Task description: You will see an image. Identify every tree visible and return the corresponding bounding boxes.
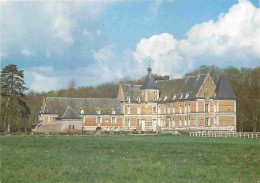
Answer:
[1,64,30,132]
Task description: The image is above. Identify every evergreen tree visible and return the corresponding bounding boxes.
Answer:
[1,64,30,132]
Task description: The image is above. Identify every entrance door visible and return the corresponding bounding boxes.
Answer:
[141,120,145,131]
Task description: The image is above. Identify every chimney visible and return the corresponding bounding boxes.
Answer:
[129,81,134,87]
[164,75,169,81]
[41,96,46,111]
[184,73,192,81]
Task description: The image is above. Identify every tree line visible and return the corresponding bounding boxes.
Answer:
[1,64,259,132]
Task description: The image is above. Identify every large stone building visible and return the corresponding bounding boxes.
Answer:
[35,66,236,132]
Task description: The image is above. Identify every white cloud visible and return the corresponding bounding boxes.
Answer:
[21,49,34,57]
[96,29,102,36]
[135,0,260,77]
[149,0,163,18]
[93,45,115,63]
[30,72,62,92]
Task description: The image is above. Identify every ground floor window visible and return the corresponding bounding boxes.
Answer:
[179,118,182,126]
[97,117,101,124]
[137,119,140,126]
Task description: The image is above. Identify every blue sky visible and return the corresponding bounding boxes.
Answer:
[1,0,260,92]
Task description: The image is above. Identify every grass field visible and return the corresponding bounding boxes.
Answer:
[1,135,260,183]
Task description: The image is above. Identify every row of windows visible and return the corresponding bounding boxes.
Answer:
[125,103,214,115]
[97,117,117,124]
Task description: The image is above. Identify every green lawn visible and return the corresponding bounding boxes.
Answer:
[0,135,260,183]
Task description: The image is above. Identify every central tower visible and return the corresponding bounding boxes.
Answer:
[140,65,159,102]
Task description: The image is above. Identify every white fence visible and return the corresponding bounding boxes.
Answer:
[189,132,260,138]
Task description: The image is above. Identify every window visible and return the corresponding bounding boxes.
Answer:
[184,117,187,126]
[153,106,157,113]
[188,103,191,112]
[179,118,182,127]
[69,125,71,129]
[188,117,191,126]
[173,95,176,100]
[154,91,156,94]
[179,103,182,113]
[205,117,209,126]
[127,106,130,114]
[73,125,75,130]
[205,103,209,113]
[158,105,161,114]
[112,117,116,124]
[185,93,190,99]
[105,118,108,123]
[97,117,101,124]
[96,108,101,114]
[137,106,141,114]
[172,119,175,127]
[128,119,130,127]
[111,108,115,114]
[80,108,84,114]
[137,119,140,126]
[167,118,170,127]
[167,105,170,113]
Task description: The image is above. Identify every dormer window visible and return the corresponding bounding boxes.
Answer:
[128,96,131,103]
[173,95,176,100]
[180,93,183,99]
[111,108,115,114]
[137,97,141,103]
[80,108,84,114]
[96,108,101,114]
[185,92,190,99]
[164,96,168,101]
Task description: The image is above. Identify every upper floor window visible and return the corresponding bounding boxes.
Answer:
[137,106,141,114]
[185,92,190,99]
[167,105,170,113]
[205,117,209,126]
[127,106,130,114]
[153,106,157,113]
[97,117,101,124]
[112,117,116,124]
[205,103,209,113]
[188,103,191,112]
[158,105,161,114]
[137,119,140,126]
[173,95,177,100]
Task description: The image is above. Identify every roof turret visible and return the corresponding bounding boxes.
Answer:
[140,65,159,90]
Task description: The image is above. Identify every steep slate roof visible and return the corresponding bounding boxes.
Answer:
[122,84,142,102]
[140,67,159,90]
[57,106,82,119]
[214,74,236,99]
[43,97,123,115]
[157,74,207,101]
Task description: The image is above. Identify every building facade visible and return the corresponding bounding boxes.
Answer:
[35,66,236,132]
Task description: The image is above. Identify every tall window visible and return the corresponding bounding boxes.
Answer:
[172,118,175,127]
[188,103,191,113]
[97,117,101,124]
[167,105,170,113]
[111,108,115,114]
[179,103,182,113]
[205,103,209,113]
[137,119,140,126]
[184,117,187,126]
[112,117,116,124]
[158,105,161,114]
[128,119,130,127]
[179,118,182,127]
[153,106,157,113]
[205,117,209,126]
[137,106,141,114]
[127,106,130,114]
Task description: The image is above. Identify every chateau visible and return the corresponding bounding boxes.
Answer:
[34,66,237,132]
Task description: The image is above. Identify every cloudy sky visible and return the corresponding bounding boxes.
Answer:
[1,0,260,92]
